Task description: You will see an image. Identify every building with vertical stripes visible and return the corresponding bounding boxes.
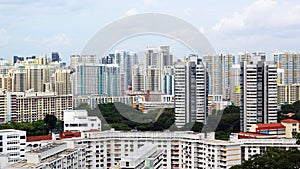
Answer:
[174,55,208,128]
[240,61,277,132]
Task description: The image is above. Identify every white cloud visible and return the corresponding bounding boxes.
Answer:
[213,0,300,32]
[213,12,245,31]
[0,28,9,47]
[42,33,71,48]
[126,8,138,16]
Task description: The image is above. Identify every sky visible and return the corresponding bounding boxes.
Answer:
[0,0,300,61]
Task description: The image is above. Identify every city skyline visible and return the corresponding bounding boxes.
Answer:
[1,0,300,61]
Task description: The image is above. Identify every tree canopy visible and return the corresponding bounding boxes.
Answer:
[44,114,58,133]
[279,100,300,120]
[231,148,300,169]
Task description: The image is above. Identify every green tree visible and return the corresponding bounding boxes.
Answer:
[231,148,300,169]
[44,114,57,133]
[214,105,240,140]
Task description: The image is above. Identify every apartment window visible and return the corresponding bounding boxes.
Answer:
[292,123,297,126]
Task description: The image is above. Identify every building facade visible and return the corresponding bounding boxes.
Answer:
[0,129,26,164]
[277,83,300,105]
[0,90,72,123]
[4,141,87,169]
[63,110,101,132]
[73,63,121,97]
[274,52,300,84]
[240,61,277,132]
[76,131,240,169]
[174,55,208,128]
[230,64,241,106]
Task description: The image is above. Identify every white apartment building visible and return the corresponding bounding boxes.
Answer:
[230,133,300,161]
[63,110,101,132]
[73,95,134,109]
[240,61,277,132]
[70,55,97,70]
[74,130,241,169]
[174,55,208,128]
[119,144,164,169]
[0,129,26,164]
[4,141,87,169]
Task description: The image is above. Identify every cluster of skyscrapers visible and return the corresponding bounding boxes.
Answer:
[0,49,300,169]
[1,48,300,131]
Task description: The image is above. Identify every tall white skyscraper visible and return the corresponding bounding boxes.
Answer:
[174,55,208,128]
[113,50,139,95]
[144,46,173,93]
[240,61,277,132]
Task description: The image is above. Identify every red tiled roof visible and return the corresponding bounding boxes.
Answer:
[59,131,81,139]
[238,132,268,137]
[281,119,299,123]
[237,132,277,139]
[27,135,52,142]
[256,123,285,130]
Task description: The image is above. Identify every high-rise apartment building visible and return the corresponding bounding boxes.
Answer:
[26,65,50,92]
[145,66,161,92]
[131,64,145,92]
[203,53,235,99]
[143,46,173,93]
[0,90,72,123]
[162,66,174,95]
[174,55,208,128]
[11,69,27,92]
[145,46,159,68]
[230,64,241,106]
[70,55,97,70]
[274,52,300,84]
[0,74,12,92]
[73,63,120,97]
[240,61,277,132]
[114,50,133,95]
[203,55,222,96]
[277,84,300,104]
[52,69,72,95]
[239,52,266,63]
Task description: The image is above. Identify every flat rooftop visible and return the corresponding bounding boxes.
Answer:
[0,129,24,133]
[123,143,156,161]
[28,142,66,154]
[6,145,85,169]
